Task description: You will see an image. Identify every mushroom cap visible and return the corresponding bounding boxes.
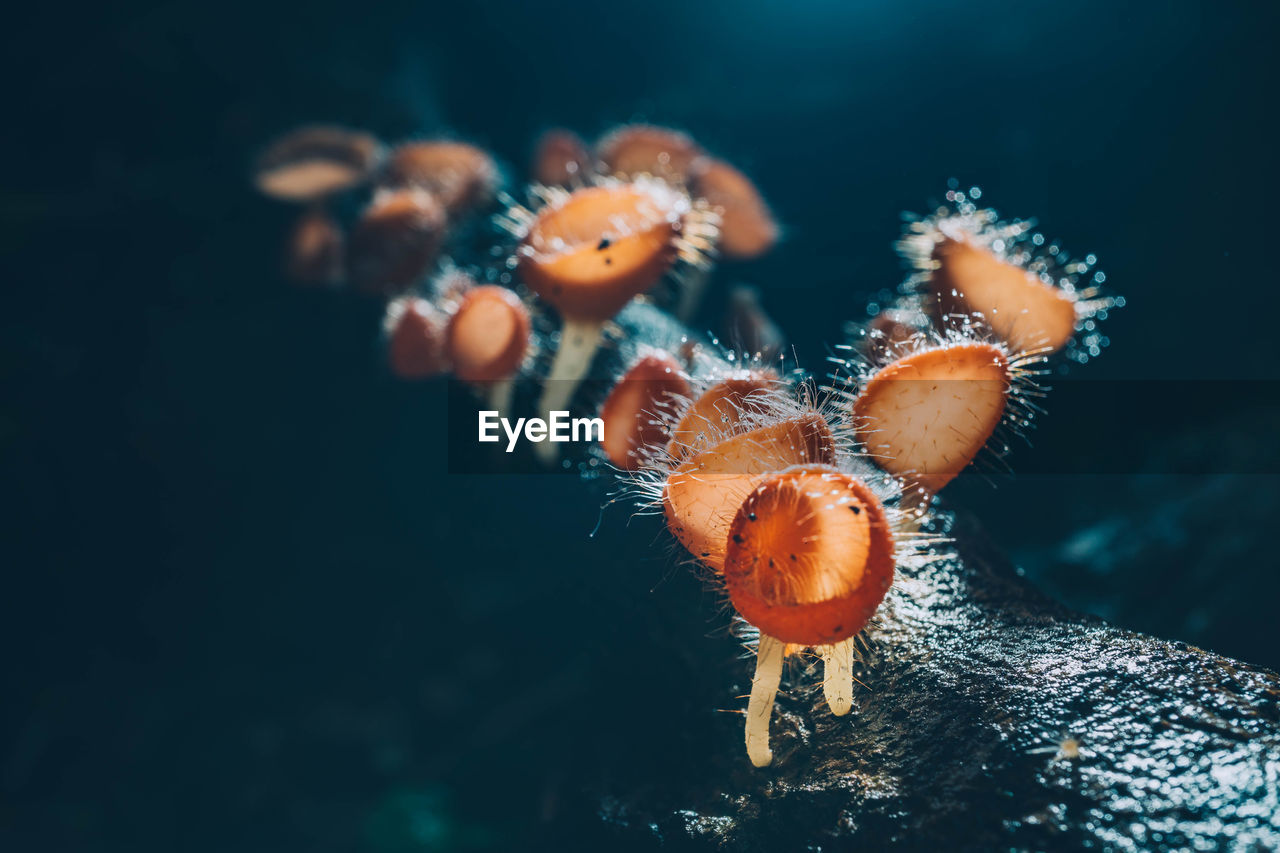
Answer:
[691,158,778,260]
[387,298,450,379]
[446,286,531,383]
[663,413,835,572]
[724,464,895,647]
[596,124,706,184]
[255,125,382,202]
[381,141,499,218]
[517,183,685,321]
[931,238,1077,354]
[853,342,1010,493]
[667,373,779,461]
[533,129,592,186]
[348,189,447,295]
[599,352,691,470]
[284,208,344,286]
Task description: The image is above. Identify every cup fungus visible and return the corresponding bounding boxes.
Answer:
[285,208,344,286]
[380,141,499,219]
[255,135,1123,771]
[386,296,451,380]
[533,129,593,187]
[662,412,835,572]
[599,352,691,470]
[348,189,447,295]
[516,180,693,438]
[446,285,531,415]
[667,372,780,461]
[596,124,706,184]
[851,341,1015,493]
[725,464,895,766]
[897,189,1116,363]
[690,158,778,260]
[446,285,531,383]
[931,238,1077,354]
[255,125,382,202]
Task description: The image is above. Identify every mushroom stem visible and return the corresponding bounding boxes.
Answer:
[823,640,855,717]
[675,265,710,323]
[486,378,515,423]
[534,319,604,463]
[746,633,785,767]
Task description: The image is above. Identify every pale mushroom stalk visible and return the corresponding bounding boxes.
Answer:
[822,639,855,716]
[746,633,785,767]
[487,378,515,423]
[534,320,604,462]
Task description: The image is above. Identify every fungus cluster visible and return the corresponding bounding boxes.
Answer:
[254,125,1119,768]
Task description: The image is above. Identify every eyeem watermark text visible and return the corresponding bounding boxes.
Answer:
[478,411,604,452]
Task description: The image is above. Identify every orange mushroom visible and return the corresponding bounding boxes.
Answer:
[533,129,592,186]
[667,372,779,461]
[691,158,778,260]
[596,124,706,184]
[852,342,1011,493]
[931,238,1077,354]
[446,286,531,383]
[386,297,450,380]
[662,412,835,572]
[518,180,689,436]
[348,189,447,295]
[284,208,344,286]
[724,464,896,766]
[255,125,382,202]
[381,141,499,219]
[599,352,691,470]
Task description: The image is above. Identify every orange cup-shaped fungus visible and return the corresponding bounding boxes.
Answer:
[380,141,499,219]
[663,413,835,573]
[519,181,687,433]
[446,286,531,383]
[284,208,344,286]
[724,465,895,647]
[596,124,707,184]
[533,129,592,186]
[386,297,451,380]
[931,238,1077,354]
[725,464,896,766]
[348,189,447,295]
[691,159,778,260]
[667,372,779,461]
[599,352,691,470]
[853,342,1011,493]
[255,125,382,202]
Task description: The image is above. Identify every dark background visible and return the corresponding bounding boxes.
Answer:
[3,0,1278,849]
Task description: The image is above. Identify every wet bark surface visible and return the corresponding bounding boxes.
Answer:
[569,512,1280,851]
